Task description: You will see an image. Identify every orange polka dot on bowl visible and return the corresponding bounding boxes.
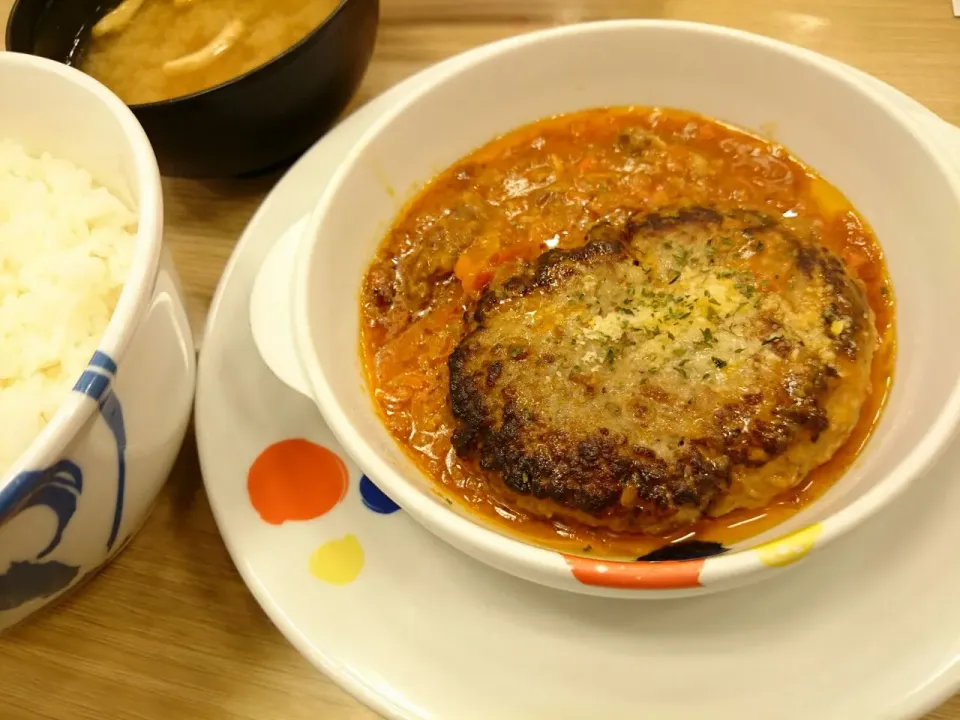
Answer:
[247,438,348,525]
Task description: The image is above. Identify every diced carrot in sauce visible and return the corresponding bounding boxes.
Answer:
[454,253,494,293]
[455,238,545,294]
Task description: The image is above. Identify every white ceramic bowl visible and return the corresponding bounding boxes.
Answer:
[292,21,960,597]
[0,53,195,628]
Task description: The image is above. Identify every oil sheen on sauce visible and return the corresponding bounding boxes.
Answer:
[360,106,895,559]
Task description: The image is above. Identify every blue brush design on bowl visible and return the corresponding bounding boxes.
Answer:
[637,540,729,562]
[0,460,82,611]
[71,350,127,552]
[359,474,401,515]
[0,351,127,611]
[25,459,83,560]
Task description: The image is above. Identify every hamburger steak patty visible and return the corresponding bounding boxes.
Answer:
[448,206,877,534]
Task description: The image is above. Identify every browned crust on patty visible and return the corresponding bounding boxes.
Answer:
[448,206,876,533]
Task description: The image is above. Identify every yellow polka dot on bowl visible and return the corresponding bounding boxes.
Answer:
[309,534,365,585]
[755,523,823,568]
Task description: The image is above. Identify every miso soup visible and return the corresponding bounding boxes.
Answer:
[81,0,342,104]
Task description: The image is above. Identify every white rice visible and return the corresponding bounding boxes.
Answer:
[0,139,137,477]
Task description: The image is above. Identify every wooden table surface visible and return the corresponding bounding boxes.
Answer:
[2,1,960,718]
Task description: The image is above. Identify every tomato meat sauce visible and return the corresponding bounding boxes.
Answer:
[360,107,895,559]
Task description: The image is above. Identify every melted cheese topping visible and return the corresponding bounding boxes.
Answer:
[469,216,874,487]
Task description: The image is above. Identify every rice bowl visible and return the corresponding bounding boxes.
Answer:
[0,52,195,629]
[0,139,137,475]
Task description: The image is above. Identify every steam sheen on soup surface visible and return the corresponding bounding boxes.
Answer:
[81,0,342,104]
[360,107,896,559]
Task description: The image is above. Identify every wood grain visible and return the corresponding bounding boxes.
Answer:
[2,1,960,718]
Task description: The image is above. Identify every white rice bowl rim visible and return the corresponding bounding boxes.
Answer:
[0,53,162,504]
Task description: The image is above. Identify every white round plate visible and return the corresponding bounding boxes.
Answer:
[196,47,960,719]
